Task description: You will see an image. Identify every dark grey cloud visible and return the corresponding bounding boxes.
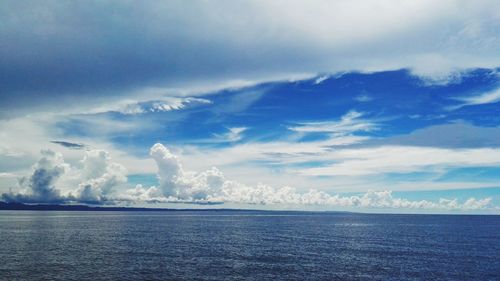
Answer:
[1,0,499,117]
[0,1,306,112]
[50,140,86,149]
[2,155,66,204]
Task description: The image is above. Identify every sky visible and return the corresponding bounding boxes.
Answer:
[1,0,499,213]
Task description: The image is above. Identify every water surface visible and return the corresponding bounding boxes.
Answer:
[0,211,498,280]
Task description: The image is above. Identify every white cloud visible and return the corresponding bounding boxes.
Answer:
[299,146,500,176]
[462,197,492,210]
[450,87,500,110]
[149,143,188,198]
[354,94,373,102]
[122,143,495,211]
[0,173,16,178]
[186,135,370,167]
[314,75,329,85]
[125,185,165,203]
[1,143,496,211]
[87,97,212,115]
[71,150,128,204]
[0,113,156,178]
[2,149,128,204]
[173,136,500,194]
[288,110,378,134]
[211,127,248,143]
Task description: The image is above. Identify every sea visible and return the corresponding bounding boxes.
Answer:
[0,210,498,280]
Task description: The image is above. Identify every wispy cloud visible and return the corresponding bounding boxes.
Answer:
[298,146,500,176]
[213,127,248,143]
[288,110,378,134]
[188,127,249,145]
[0,173,17,178]
[87,97,212,115]
[314,75,329,85]
[448,87,500,110]
[354,94,373,102]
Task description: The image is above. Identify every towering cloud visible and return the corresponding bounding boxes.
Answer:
[135,144,227,202]
[150,143,185,198]
[73,150,127,204]
[2,150,67,203]
[2,149,127,204]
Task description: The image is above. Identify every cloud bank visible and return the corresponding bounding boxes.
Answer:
[1,144,495,211]
[122,144,494,211]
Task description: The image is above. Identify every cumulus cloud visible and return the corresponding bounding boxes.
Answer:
[2,150,68,203]
[1,143,495,211]
[123,143,494,211]
[2,149,127,204]
[71,150,127,204]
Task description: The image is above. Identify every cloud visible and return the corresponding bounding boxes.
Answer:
[145,144,232,201]
[461,197,492,210]
[211,127,248,143]
[87,97,212,115]
[299,146,500,177]
[2,149,127,204]
[314,75,330,85]
[71,150,127,204]
[123,143,495,211]
[375,122,500,148]
[0,112,156,179]
[56,114,158,139]
[1,0,499,116]
[354,94,373,102]
[0,173,16,178]
[1,143,495,211]
[288,110,378,134]
[450,87,500,110]
[149,143,186,198]
[2,150,68,203]
[50,141,86,150]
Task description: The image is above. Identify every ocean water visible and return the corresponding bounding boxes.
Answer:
[0,211,498,281]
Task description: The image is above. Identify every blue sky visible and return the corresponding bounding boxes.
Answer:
[1,0,499,213]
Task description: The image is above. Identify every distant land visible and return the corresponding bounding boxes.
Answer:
[0,201,252,212]
[0,201,359,214]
